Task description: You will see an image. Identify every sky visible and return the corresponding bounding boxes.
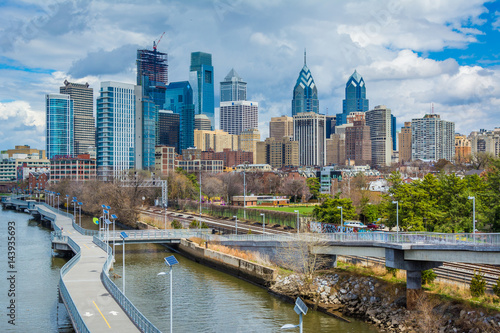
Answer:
[1,0,500,151]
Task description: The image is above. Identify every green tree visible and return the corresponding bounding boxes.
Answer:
[470,269,487,297]
[313,197,357,224]
[306,177,320,199]
[421,269,437,285]
[483,158,500,231]
[360,202,379,223]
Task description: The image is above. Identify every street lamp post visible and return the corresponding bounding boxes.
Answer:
[260,213,265,233]
[337,206,343,241]
[72,199,77,221]
[78,202,83,227]
[111,214,117,260]
[233,215,238,235]
[243,161,248,219]
[199,162,202,229]
[56,193,60,209]
[281,297,308,333]
[392,200,399,242]
[65,194,69,214]
[120,232,128,295]
[158,255,179,333]
[294,210,300,234]
[468,196,476,241]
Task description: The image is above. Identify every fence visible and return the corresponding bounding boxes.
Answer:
[93,236,162,333]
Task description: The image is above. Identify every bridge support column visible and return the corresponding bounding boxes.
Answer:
[406,270,423,310]
[324,254,337,268]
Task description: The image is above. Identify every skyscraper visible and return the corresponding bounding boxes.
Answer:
[158,110,180,152]
[60,80,94,154]
[46,94,74,159]
[345,120,371,166]
[96,82,136,180]
[195,114,211,131]
[189,52,214,129]
[292,51,319,116]
[399,122,412,163]
[294,112,325,166]
[269,116,294,141]
[220,101,258,135]
[137,48,168,86]
[164,81,195,151]
[336,70,369,126]
[411,114,455,161]
[366,105,393,167]
[220,69,247,102]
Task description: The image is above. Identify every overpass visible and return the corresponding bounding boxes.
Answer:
[1,196,208,333]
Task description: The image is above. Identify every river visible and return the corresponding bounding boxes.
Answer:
[1,206,378,332]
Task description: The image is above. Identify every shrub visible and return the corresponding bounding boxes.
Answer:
[386,266,398,277]
[189,220,209,229]
[493,276,500,298]
[171,219,182,229]
[470,269,487,297]
[422,269,437,285]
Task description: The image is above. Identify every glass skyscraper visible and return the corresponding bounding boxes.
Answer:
[46,94,74,159]
[292,52,318,117]
[164,81,195,151]
[189,52,214,130]
[336,70,369,126]
[220,68,247,102]
[96,82,136,180]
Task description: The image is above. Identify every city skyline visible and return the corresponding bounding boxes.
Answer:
[1,0,500,150]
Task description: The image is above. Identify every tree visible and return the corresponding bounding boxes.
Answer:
[306,177,320,200]
[313,197,357,224]
[470,269,486,297]
[202,176,224,200]
[264,173,282,195]
[280,177,310,203]
[218,172,242,204]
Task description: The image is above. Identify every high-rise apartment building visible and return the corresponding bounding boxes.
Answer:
[96,82,136,180]
[60,80,94,155]
[239,128,260,160]
[46,94,74,159]
[469,129,500,157]
[326,134,345,166]
[411,114,455,161]
[455,134,471,163]
[220,68,247,102]
[257,137,299,169]
[189,52,214,129]
[220,101,258,135]
[195,114,211,131]
[164,81,195,152]
[158,110,180,152]
[294,112,325,166]
[194,129,238,152]
[292,52,319,116]
[399,122,412,163]
[366,105,392,167]
[336,70,369,126]
[345,120,371,166]
[269,116,294,141]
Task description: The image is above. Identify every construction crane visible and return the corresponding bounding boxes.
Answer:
[153,32,165,51]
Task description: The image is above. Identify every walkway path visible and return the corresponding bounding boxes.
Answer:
[37,205,140,332]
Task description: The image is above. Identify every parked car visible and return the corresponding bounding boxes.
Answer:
[366,223,379,230]
[344,221,367,228]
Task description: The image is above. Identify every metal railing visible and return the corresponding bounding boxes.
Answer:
[211,231,500,247]
[52,232,90,333]
[93,236,162,333]
[105,229,211,242]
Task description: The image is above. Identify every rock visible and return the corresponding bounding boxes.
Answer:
[340,288,347,294]
[324,286,331,294]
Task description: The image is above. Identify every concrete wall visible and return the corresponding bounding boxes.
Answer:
[178,239,277,286]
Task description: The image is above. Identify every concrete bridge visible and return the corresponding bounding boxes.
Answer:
[1,196,207,333]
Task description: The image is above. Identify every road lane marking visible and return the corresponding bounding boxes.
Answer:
[93,301,111,328]
[83,243,90,249]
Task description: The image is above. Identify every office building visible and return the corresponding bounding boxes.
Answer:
[0,152,50,183]
[336,70,369,126]
[155,145,177,175]
[50,154,96,182]
[399,122,412,163]
[201,148,253,168]
[164,81,195,151]
[189,52,215,129]
[137,48,168,86]
[46,93,74,159]
[158,110,180,152]
[411,114,455,161]
[176,159,223,174]
[3,145,45,159]
[194,129,239,152]
[256,137,299,169]
[366,105,392,167]
[269,116,294,141]
[294,112,325,166]
[455,134,471,163]
[391,114,397,151]
[239,128,260,160]
[96,81,136,180]
[345,120,371,166]
[60,80,94,155]
[326,134,345,166]
[325,115,336,138]
[220,68,246,102]
[220,101,258,135]
[292,52,319,116]
[195,114,211,131]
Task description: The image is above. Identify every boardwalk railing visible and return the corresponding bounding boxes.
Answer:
[106,229,212,242]
[52,232,90,333]
[93,236,162,333]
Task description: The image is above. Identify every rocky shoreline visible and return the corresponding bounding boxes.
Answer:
[271,272,500,332]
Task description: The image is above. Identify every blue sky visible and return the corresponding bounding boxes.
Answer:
[0,0,500,151]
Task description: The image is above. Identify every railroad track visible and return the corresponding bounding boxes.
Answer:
[343,256,500,289]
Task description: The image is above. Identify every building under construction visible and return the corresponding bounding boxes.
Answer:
[137,49,168,86]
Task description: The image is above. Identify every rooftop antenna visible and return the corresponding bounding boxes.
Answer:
[431,103,434,114]
[304,48,306,66]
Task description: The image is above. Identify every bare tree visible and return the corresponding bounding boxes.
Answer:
[218,172,242,204]
[280,177,310,203]
[203,175,224,200]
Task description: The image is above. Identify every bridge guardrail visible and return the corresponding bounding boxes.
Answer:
[105,229,211,241]
[52,231,90,333]
[93,235,161,333]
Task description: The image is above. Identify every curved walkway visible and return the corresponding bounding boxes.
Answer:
[37,204,141,332]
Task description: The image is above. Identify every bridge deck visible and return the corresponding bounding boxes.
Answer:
[37,206,140,332]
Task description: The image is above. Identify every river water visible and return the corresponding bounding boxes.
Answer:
[1,206,378,332]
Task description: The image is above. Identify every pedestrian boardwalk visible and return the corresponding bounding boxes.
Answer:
[37,205,142,332]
